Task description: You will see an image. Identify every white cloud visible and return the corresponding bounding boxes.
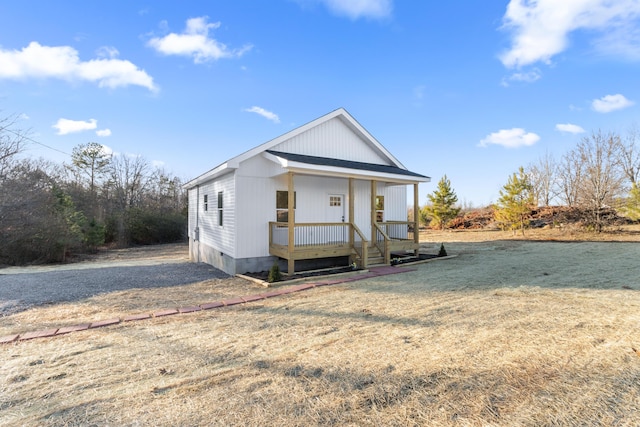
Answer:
[96,129,112,137]
[53,118,97,135]
[591,94,635,113]
[555,123,585,134]
[320,0,392,20]
[500,0,640,68]
[147,16,252,63]
[96,46,119,59]
[152,160,165,168]
[0,42,157,91]
[244,106,280,123]
[100,144,114,156]
[501,69,541,87]
[479,128,540,148]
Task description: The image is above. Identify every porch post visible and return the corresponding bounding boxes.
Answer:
[287,172,295,274]
[349,178,354,247]
[370,180,377,241]
[414,183,420,256]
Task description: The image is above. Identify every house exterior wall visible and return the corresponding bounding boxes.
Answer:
[272,117,386,165]
[187,171,236,273]
[235,155,281,259]
[188,169,411,275]
[383,184,408,221]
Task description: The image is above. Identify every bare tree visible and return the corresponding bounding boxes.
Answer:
[104,154,153,245]
[557,150,582,207]
[0,114,27,181]
[147,168,186,214]
[575,130,626,231]
[108,154,152,209]
[619,124,640,186]
[526,151,558,206]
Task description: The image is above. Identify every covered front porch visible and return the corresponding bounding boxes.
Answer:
[268,173,422,274]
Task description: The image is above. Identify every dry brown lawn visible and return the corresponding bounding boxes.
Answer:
[2,228,640,426]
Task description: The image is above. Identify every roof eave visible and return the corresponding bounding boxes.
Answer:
[183,161,238,189]
[281,161,430,184]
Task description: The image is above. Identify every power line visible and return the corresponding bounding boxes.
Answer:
[3,126,70,156]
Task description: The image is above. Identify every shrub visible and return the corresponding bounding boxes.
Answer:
[267,262,282,283]
[438,243,448,257]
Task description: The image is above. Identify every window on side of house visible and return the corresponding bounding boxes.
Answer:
[203,194,208,211]
[217,191,223,226]
[276,190,296,223]
[375,195,384,222]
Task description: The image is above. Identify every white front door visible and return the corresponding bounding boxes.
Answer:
[327,194,346,243]
[328,194,345,223]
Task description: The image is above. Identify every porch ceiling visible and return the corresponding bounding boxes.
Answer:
[264,150,430,184]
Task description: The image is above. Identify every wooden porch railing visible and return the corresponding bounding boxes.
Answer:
[268,221,418,271]
[374,221,419,263]
[269,222,369,268]
[269,222,351,247]
[350,223,368,268]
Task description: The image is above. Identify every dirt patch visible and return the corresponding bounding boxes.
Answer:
[421,223,640,243]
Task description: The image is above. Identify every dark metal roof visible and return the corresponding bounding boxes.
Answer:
[266,150,429,180]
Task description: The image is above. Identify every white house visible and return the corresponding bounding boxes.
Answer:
[184,108,430,275]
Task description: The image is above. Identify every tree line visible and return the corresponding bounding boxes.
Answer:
[422,128,640,234]
[0,114,187,265]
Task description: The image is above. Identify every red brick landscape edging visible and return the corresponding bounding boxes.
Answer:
[0,266,416,345]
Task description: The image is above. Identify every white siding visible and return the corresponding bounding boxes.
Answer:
[272,117,388,165]
[196,171,236,257]
[290,175,349,222]
[187,187,198,239]
[383,184,408,221]
[354,179,372,240]
[235,156,280,258]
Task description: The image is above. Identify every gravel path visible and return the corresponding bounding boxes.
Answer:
[0,252,229,315]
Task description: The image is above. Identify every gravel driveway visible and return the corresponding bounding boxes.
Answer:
[0,248,229,315]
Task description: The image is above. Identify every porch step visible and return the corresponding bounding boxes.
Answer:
[367,259,387,267]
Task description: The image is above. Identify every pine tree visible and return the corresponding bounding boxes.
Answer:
[495,167,534,235]
[424,175,461,230]
[624,183,640,220]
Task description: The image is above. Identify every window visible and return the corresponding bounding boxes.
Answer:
[203,194,208,211]
[375,195,384,222]
[276,190,296,222]
[329,195,342,207]
[217,191,223,226]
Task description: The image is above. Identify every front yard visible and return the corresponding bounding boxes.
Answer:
[2,239,640,426]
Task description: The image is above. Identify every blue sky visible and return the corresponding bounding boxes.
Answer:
[1,0,640,206]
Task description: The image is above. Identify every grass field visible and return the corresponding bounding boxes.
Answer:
[2,231,640,426]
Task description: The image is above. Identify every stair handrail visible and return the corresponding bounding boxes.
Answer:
[373,223,391,265]
[350,223,368,268]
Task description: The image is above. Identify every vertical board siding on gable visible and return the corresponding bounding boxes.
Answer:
[198,172,235,257]
[273,117,386,165]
